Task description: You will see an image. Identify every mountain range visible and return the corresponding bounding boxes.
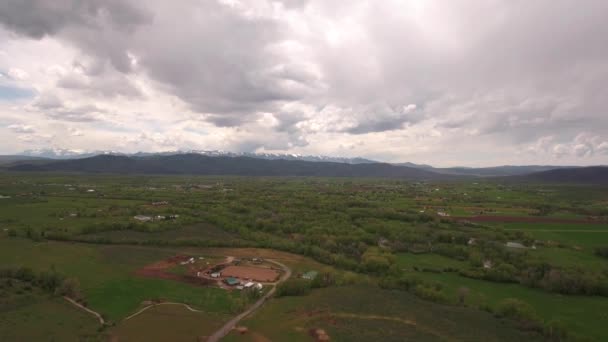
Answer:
[3,149,585,176]
[1,151,607,183]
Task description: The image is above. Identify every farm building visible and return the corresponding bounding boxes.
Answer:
[151,201,169,206]
[210,272,221,278]
[224,277,240,286]
[506,242,527,249]
[133,215,152,222]
[302,271,318,280]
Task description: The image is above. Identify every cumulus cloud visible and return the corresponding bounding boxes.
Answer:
[28,94,108,122]
[7,123,35,133]
[0,0,607,166]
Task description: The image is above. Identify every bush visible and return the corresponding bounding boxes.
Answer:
[413,284,450,304]
[276,279,311,297]
[543,320,570,341]
[595,247,608,259]
[56,277,83,301]
[496,298,542,331]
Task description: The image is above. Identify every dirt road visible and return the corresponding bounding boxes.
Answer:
[63,296,105,325]
[206,259,291,342]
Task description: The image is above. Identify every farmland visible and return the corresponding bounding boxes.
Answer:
[1,173,608,340]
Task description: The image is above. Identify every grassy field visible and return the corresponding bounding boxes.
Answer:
[498,222,608,248]
[224,285,542,342]
[0,283,101,341]
[404,269,608,340]
[0,238,246,321]
[109,304,229,342]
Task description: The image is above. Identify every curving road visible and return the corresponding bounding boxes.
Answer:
[207,259,291,342]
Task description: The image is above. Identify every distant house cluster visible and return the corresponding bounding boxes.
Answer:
[222,277,263,291]
[133,214,179,222]
[151,201,169,206]
[133,215,152,222]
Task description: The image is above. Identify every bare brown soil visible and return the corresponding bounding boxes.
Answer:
[454,215,607,224]
[135,255,214,286]
[221,265,280,282]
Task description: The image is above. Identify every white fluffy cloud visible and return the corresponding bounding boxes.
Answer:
[0,0,607,166]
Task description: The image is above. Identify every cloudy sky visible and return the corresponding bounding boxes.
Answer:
[1,0,607,166]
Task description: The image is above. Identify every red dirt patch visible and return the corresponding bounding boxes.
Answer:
[454,215,607,224]
[135,255,214,286]
[221,265,279,282]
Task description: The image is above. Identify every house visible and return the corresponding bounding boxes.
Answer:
[133,215,152,222]
[151,201,169,206]
[302,271,318,280]
[224,277,240,286]
[506,242,527,249]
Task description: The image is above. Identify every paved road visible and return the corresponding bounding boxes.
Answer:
[207,260,291,342]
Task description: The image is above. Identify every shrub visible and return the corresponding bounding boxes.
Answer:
[412,283,450,304]
[56,277,83,301]
[496,298,542,331]
[595,247,608,259]
[276,279,311,297]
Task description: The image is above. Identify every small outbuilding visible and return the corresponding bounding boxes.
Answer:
[133,215,152,222]
[506,242,527,249]
[302,271,318,280]
[224,277,240,286]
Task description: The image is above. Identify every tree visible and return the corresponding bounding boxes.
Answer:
[56,277,83,301]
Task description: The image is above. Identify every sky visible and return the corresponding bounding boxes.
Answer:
[0,0,607,167]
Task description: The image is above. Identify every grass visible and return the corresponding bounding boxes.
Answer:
[2,174,608,341]
[224,285,541,342]
[409,270,608,340]
[395,253,469,271]
[497,222,608,249]
[0,237,245,321]
[0,286,101,341]
[109,304,229,342]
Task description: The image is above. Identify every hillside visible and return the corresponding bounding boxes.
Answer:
[5,154,453,180]
[516,166,608,184]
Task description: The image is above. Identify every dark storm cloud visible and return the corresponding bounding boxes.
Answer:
[30,94,107,122]
[0,0,149,38]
